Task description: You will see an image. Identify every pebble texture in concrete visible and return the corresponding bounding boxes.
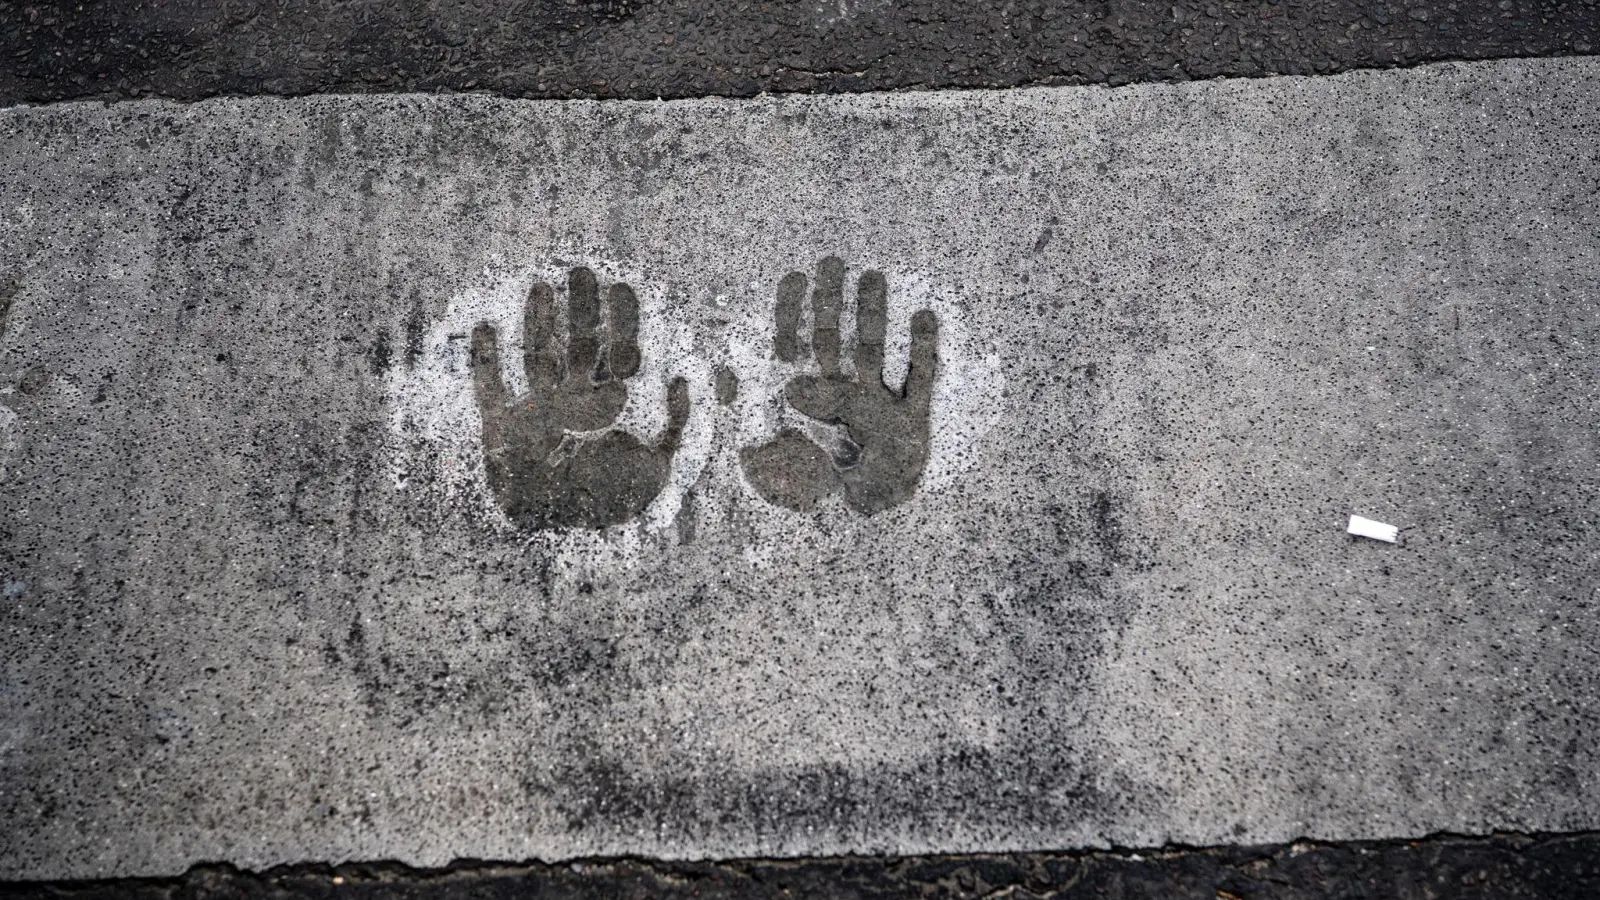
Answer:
[0,58,1598,879]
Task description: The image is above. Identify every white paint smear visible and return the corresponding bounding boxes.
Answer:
[384,255,1005,534]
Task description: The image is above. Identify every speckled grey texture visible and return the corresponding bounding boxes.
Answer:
[1,57,1598,879]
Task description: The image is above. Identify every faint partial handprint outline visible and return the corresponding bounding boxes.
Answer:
[739,256,938,515]
[471,267,688,530]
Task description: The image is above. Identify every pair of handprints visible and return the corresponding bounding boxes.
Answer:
[469,257,938,529]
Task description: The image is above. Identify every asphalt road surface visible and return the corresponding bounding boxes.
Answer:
[0,0,1596,102]
[8,834,1600,899]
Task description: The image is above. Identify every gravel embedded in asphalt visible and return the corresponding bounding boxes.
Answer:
[0,0,1596,104]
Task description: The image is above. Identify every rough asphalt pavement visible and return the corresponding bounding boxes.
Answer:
[0,0,1597,104]
[4,833,1600,900]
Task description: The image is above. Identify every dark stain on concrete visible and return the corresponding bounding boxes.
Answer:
[369,328,393,375]
[0,280,16,342]
[17,365,49,396]
[1033,227,1054,254]
[403,294,426,370]
[523,735,1146,858]
[714,366,738,406]
[673,486,698,544]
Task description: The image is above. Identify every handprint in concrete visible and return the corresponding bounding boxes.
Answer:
[741,257,938,515]
[471,268,688,529]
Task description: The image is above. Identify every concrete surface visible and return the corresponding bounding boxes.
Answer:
[2,0,1597,104]
[1,57,1598,879]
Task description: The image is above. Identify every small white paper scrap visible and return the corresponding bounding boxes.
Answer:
[1347,514,1399,543]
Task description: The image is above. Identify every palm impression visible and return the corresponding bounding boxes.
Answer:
[741,256,939,515]
[470,267,688,530]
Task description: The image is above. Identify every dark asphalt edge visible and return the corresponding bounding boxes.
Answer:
[2,49,1597,111]
[6,829,1600,897]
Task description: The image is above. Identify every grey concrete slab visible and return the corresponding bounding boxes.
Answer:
[1,58,1598,879]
